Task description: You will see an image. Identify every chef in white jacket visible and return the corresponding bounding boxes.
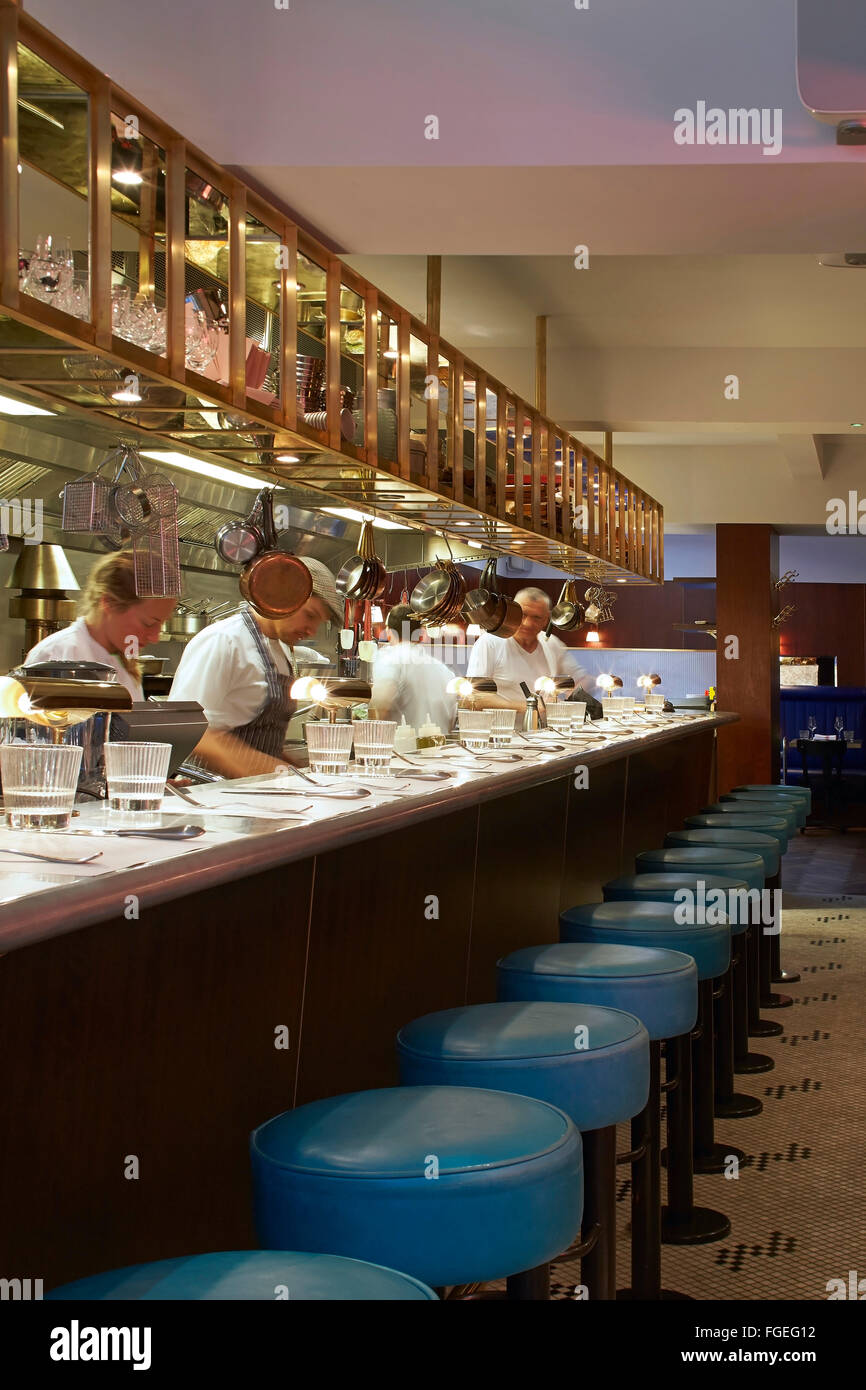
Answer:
[169,557,340,778]
[465,586,588,709]
[370,605,457,732]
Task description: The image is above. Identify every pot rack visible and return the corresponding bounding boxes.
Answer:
[0,8,663,586]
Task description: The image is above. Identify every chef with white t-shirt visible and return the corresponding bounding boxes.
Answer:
[169,556,341,778]
[465,586,588,710]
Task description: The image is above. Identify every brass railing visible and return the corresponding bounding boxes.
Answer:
[0,3,662,580]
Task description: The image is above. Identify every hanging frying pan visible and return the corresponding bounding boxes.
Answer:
[215,487,267,564]
[239,488,312,618]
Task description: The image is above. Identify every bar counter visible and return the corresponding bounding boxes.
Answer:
[0,712,735,1287]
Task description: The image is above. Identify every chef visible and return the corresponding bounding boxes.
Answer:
[169,556,341,778]
[24,551,176,700]
[465,586,589,710]
[370,605,457,732]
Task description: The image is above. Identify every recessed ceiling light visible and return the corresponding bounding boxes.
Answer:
[467,540,482,549]
[851,422,863,428]
[616,578,627,583]
[140,450,267,489]
[111,386,143,403]
[0,393,54,417]
[383,350,399,359]
[16,162,22,174]
[275,453,300,463]
[112,169,143,186]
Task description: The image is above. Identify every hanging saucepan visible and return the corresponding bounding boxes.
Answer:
[239,488,312,618]
[490,597,522,639]
[357,518,387,600]
[410,559,453,617]
[215,487,268,565]
[336,520,386,601]
[462,557,502,631]
[550,579,579,629]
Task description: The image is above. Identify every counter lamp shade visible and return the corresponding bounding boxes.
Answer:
[596,674,616,691]
[534,676,556,696]
[447,676,473,699]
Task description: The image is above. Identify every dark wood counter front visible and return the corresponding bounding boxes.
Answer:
[0,716,730,1288]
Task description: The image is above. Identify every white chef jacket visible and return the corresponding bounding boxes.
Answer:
[371,642,457,733]
[466,631,586,704]
[24,618,144,701]
[168,611,325,731]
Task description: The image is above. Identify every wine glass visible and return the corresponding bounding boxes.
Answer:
[834,716,844,739]
[807,715,817,739]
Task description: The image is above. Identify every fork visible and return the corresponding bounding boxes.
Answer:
[165,781,207,808]
[0,846,104,865]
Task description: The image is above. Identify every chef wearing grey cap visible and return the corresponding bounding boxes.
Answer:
[169,556,341,778]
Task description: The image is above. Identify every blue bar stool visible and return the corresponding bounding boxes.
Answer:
[45,1250,439,1301]
[702,801,798,837]
[734,782,811,816]
[664,828,784,1040]
[721,790,808,830]
[496,942,697,1300]
[396,1001,648,1300]
[251,1085,582,1299]
[604,873,761,1121]
[717,792,806,982]
[682,814,792,1011]
[635,847,775,1071]
[559,900,732,1243]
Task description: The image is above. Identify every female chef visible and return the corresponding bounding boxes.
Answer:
[24,551,176,700]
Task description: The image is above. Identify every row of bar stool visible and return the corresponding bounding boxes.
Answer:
[46,779,809,1301]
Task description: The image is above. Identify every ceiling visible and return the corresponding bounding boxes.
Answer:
[19,0,866,544]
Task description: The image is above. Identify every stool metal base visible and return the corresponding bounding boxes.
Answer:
[773,970,800,985]
[749,1017,783,1038]
[661,1205,731,1245]
[694,1141,746,1175]
[761,991,793,1009]
[714,1092,763,1119]
[735,1050,775,1073]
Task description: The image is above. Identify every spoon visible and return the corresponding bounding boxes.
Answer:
[391,751,453,780]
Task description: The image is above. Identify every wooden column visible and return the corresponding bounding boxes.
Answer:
[535,314,547,413]
[715,524,780,791]
[426,254,441,337]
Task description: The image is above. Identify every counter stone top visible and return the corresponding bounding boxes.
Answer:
[0,712,737,953]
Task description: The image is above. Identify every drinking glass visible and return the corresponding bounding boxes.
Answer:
[543,704,575,734]
[104,741,171,812]
[565,701,587,732]
[1,743,82,829]
[807,715,817,739]
[305,721,354,775]
[352,720,397,776]
[458,710,494,750]
[489,709,517,745]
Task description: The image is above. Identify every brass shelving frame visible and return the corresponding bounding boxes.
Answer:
[0,3,662,582]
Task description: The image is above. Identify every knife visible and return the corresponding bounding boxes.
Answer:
[63,825,206,839]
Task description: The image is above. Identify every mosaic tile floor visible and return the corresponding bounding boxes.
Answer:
[546,890,866,1301]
